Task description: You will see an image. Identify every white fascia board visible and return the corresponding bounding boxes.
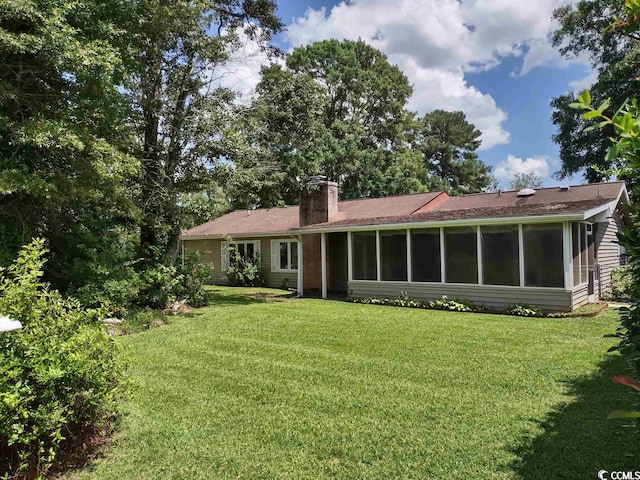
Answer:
[583,204,611,221]
[181,232,298,241]
[617,183,631,206]
[294,213,584,235]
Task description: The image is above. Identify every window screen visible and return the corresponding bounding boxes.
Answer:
[280,242,288,270]
[523,223,563,288]
[580,223,588,284]
[352,232,377,280]
[380,231,407,281]
[572,222,582,285]
[411,229,441,282]
[481,225,519,286]
[291,241,298,270]
[444,227,478,284]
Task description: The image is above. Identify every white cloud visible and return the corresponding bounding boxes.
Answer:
[402,61,510,150]
[213,1,585,151]
[569,68,599,92]
[214,28,282,102]
[493,154,553,183]
[284,0,581,150]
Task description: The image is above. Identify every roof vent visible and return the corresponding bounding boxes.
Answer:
[516,188,536,197]
[559,185,570,192]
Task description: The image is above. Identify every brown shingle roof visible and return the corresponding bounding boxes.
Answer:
[181,182,626,238]
[182,206,300,238]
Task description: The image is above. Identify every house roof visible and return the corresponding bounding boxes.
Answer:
[181,181,627,239]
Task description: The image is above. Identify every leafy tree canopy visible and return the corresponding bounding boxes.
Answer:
[507,172,544,191]
[238,39,427,205]
[128,0,283,263]
[0,0,139,290]
[412,110,491,195]
[551,0,640,182]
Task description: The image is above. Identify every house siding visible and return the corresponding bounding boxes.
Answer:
[183,236,298,290]
[571,284,589,309]
[348,281,572,312]
[183,238,226,284]
[595,213,623,297]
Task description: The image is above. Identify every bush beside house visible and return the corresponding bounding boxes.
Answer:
[0,240,123,478]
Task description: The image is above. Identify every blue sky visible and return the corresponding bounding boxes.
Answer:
[237,0,593,188]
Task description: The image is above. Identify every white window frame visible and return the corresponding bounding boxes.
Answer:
[271,239,298,272]
[221,240,260,270]
[347,221,569,290]
[571,221,590,287]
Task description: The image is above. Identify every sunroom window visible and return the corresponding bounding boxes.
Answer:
[380,231,407,281]
[481,225,519,286]
[523,224,563,288]
[572,222,589,286]
[352,232,377,280]
[444,227,478,284]
[411,229,441,282]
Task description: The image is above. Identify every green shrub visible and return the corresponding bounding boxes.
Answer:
[607,266,633,302]
[225,249,264,287]
[428,296,479,312]
[174,252,213,307]
[504,304,543,317]
[0,239,123,478]
[349,294,486,313]
[137,264,180,310]
[74,252,213,313]
[73,266,141,317]
[608,226,640,378]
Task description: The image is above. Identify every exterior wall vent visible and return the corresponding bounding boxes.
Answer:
[516,188,536,197]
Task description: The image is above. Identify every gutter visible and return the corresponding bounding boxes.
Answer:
[181,209,609,241]
[181,231,300,241]
[291,213,586,235]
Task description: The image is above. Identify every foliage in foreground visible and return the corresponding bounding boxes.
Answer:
[0,240,122,478]
[570,84,640,380]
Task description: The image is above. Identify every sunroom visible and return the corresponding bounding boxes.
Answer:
[298,217,608,312]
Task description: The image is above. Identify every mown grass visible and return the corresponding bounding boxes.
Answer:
[68,287,638,479]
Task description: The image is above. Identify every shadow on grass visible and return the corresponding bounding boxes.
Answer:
[511,354,639,480]
[204,287,296,307]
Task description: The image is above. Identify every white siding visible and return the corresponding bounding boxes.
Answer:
[183,237,298,289]
[348,281,572,312]
[571,284,589,309]
[595,213,623,297]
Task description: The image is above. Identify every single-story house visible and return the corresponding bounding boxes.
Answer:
[181,178,630,311]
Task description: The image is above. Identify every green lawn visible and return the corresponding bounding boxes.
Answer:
[69,287,637,479]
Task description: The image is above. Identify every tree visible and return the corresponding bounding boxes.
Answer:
[243,39,427,204]
[128,0,282,263]
[551,0,639,182]
[413,110,492,194]
[507,172,544,191]
[568,2,640,387]
[0,0,139,291]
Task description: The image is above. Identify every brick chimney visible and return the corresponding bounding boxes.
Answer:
[299,176,338,226]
